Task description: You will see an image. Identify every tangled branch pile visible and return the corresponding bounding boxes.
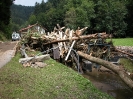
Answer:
[20,24,112,61]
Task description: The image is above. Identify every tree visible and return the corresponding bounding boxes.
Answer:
[0,0,13,25]
[64,7,77,29]
[11,4,34,31]
[126,0,133,37]
[0,0,14,38]
[93,0,127,37]
[28,14,37,25]
[64,0,95,30]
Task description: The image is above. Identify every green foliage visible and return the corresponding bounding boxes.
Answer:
[64,0,95,29]
[109,38,133,46]
[126,0,133,37]
[64,7,77,29]
[119,58,133,73]
[28,14,37,25]
[0,22,12,39]
[0,31,8,41]
[10,0,133,37]
[94,0,127,37]
[0,0,12,25]
[30,0,128,36]
[0,0,13,40]
[10,4,34,31]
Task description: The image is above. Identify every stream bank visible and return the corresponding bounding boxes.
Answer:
[83,67,133,99]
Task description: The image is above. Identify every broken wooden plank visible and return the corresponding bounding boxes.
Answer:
[19,54,50,64]
[20,47,28,58]
[65,40,76,61]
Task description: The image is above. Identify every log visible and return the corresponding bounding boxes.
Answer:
[43,33,108,45]
[19,54,50,64]
[77,51,133,90]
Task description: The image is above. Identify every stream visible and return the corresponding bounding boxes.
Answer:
[83,68,133,99]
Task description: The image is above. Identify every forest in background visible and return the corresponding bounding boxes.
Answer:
[0,0,13,39]
[1,0,133,39]
[10,4,34,31]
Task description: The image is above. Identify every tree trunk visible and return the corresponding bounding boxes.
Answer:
[43,33,109,45]
[77,51,133,90]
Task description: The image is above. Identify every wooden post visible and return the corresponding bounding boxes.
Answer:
[65,40,76,61]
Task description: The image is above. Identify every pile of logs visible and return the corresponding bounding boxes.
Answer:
[19,47,50,68]
[20,24,112,61]
[18,24,133,90]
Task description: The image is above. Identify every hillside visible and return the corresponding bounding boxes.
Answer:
[10,4,34,31]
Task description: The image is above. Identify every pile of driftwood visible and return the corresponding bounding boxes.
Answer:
[19,47,50,68]
[18,24,133,90]
[20,24,112,61]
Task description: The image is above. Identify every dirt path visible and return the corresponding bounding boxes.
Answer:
[0,41,18,68]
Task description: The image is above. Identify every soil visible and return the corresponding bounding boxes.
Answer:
[0,41,18,68]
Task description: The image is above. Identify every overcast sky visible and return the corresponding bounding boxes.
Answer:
[14,0,47,6]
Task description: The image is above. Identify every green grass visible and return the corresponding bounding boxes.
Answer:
[0,53,114,99]
[119,58,133,73]
[108,38,133,46]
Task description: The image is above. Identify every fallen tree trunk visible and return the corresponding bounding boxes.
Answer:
[19,54,50,64]
[77,51,133,90]
[43,33,110,45]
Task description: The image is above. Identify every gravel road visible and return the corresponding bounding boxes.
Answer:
[0,41,18,68]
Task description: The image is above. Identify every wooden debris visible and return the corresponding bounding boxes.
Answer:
[19,54,50,64]
[115,48,133,57]
[17,23,133,92]
[19,46,50,68]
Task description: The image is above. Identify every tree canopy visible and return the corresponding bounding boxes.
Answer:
[9,0,133,37]
[10,4,34,31]
[0,0,14,38]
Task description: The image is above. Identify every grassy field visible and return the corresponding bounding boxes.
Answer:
[0,53,113,99]
[108,38,133,46]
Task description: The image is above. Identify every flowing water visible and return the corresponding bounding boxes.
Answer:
[83,68,133,99]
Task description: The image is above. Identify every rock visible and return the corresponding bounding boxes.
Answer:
[34,62,47,68]
[116,46,133,54]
